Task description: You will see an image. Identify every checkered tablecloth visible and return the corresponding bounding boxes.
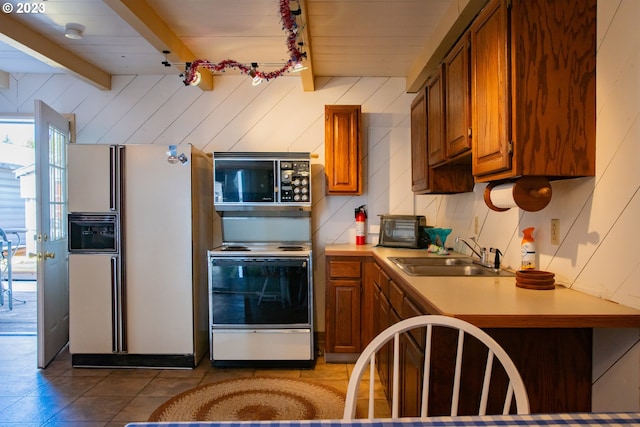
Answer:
[125,413,640,427]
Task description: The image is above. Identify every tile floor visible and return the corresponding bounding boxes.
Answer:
[0,336,390,426]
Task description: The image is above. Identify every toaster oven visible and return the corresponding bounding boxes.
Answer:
[378,215,429,248]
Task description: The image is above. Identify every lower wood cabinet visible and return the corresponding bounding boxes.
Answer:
[325,255,592,415]
[325,257,362,360]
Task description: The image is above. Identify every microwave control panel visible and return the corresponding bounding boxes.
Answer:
[279,160,311,203]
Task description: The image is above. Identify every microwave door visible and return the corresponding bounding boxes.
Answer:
[215,160,276,204]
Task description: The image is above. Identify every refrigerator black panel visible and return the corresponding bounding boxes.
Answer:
[68,214,118,253]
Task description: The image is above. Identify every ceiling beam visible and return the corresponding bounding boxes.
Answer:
[405,0,488,93]
[104,0,214,91]
[0,13,111,91]
[297,0,315,92]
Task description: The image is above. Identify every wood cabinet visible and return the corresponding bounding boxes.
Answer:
[369,261,427,416]
[470,0,596,182]
[410,88,428,193]
[444,32,472,159]
[369,257,591,415]
[426,70,445,166]
[410,30,474,195]
[325,245,639,414]
[325,105,363,195]
[325,257,361,359]
[410,81,474,194]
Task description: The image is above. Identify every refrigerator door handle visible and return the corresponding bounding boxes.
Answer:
[109,146,117,211]
[110,256,119,352]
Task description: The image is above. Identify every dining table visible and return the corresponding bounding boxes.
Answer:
[125,412,640,427]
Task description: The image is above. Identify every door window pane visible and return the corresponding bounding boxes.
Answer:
[48,125,67,241]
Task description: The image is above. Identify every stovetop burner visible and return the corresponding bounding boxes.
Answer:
[221,245,250,251]
[278,245,304,251]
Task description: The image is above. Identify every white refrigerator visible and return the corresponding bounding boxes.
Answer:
[67,144,213,368]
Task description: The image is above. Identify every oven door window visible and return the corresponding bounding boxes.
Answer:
[214,160,276,203]
[210,257,310,326]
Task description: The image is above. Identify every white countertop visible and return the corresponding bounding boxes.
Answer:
[325,244,640,328]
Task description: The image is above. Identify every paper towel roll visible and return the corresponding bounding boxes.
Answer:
[483,177,552,212]
[489,183,518,209]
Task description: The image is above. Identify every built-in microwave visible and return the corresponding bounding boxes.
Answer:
[213,152,311,211]
[68,213,118,253]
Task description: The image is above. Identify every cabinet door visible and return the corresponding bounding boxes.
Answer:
[410,89,429,193]
[327,279,361,353]
[445,33,472,158]
[378,291,391,391]
[325,258,362,354]
[511,0,596,179]
[325,105,362,195]
[426,70,446,166]
[470,0,511,177]
[400,332,424,417]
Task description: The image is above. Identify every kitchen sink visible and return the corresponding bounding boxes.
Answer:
[388,257,515,277]
[389,256,474,266]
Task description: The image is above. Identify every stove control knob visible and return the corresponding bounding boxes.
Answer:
[301,194,308,201]
[294,187,300,194]
[301,178,308,186]
[301,187,308,194]
[294,194,301,201]
[293,179,301,186]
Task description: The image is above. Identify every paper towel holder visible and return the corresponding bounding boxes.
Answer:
[483,176,552,212]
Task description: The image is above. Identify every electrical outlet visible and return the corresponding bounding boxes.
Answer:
[550,219,560,245]
[474,216,479,234]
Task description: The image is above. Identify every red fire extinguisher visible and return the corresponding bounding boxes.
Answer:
[355,205,367,245]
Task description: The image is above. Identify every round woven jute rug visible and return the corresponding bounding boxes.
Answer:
[148,377,347,422]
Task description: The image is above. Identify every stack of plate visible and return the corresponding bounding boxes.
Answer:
[516,270,555,290]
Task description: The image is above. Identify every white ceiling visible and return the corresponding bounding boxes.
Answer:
[0,0,485,91]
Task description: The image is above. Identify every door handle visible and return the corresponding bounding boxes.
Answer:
[29,252,55,260]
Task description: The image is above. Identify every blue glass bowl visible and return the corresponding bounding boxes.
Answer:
[425,228,452,247]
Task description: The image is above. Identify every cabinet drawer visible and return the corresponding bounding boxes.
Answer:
[376,268,390,297]
[389,280,404,315]
[328,260,361,278]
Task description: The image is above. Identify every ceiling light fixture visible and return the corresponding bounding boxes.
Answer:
[291,62,307,73]
[64,23,85,40]
[249,63,263,86]
[183,63,202,86]
[182,0,307,87]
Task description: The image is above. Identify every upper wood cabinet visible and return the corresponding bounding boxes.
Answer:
[410,88,429,193]
[470,0,596,182]
[325,105,363,195]
[426,70,445,166]
[444,32,472,159]
[410,32,474,195]
[410,84,474,195]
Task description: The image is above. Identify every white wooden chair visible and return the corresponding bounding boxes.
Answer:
[343,315,530,419]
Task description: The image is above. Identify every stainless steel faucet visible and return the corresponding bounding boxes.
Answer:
[456,236,489,267]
